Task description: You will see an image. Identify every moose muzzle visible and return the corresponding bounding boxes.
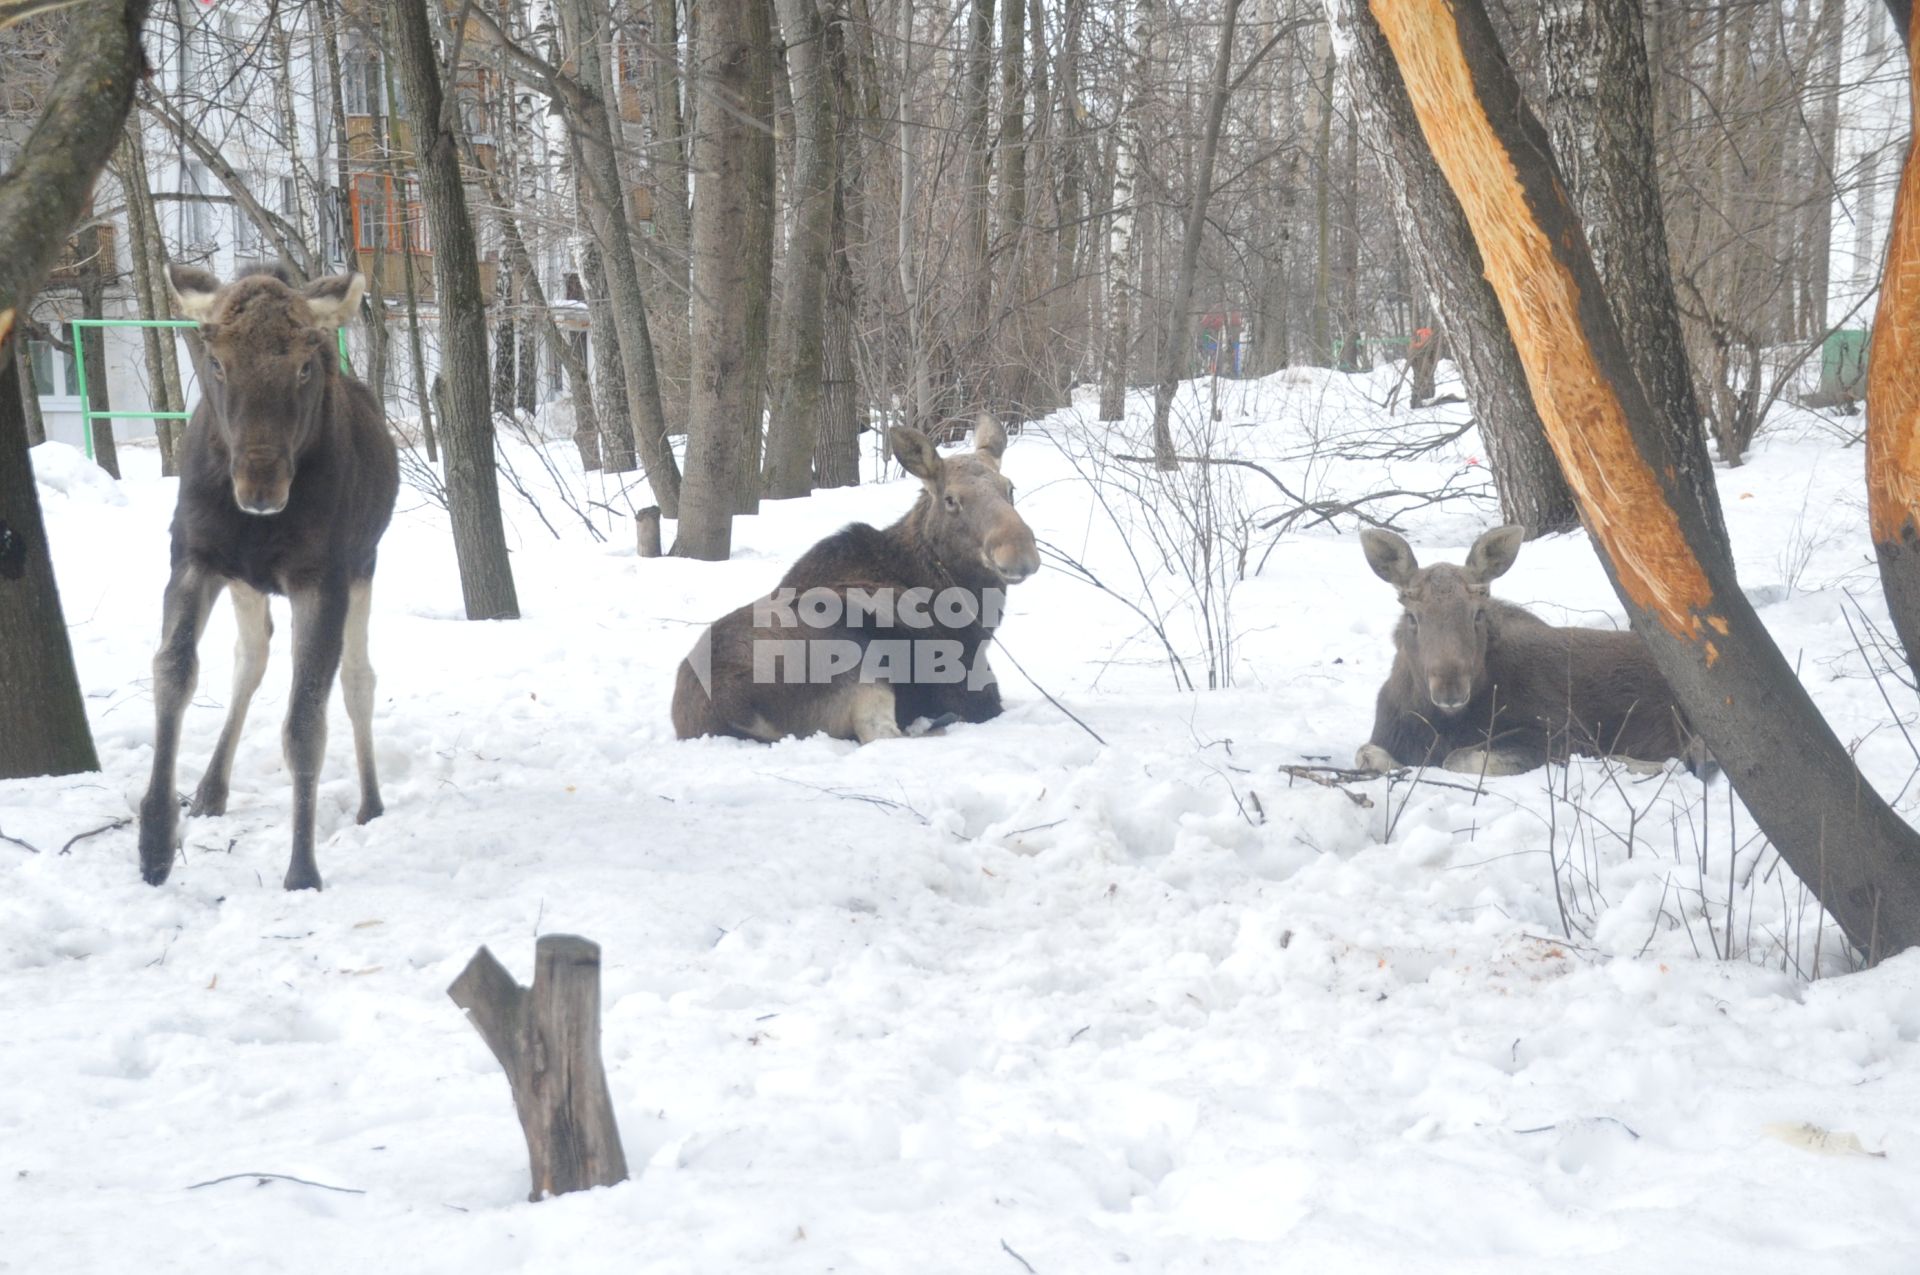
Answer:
[232,446,293,516]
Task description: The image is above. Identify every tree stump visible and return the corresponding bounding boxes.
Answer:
[635,505,662,558]
[448,935,629,1200]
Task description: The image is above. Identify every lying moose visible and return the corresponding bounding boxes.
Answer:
[137,264,398,890]
[1354,525,1707,776]
[673,417,1039,743]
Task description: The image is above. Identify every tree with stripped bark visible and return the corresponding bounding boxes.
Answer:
[0,0,148,781]
[1364,0,1920,958]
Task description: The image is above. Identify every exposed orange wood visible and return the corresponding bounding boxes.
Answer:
[1368,0,1722,646]
[1868,19,1920,546]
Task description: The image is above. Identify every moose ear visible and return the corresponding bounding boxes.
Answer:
[972,412,1008,466]
[1464,524,1526,583]
[889,425,942,483]
[167,264,222,323]
[1360,529,1418,587]
[302,272,366,329]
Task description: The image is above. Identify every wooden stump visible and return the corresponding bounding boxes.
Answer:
[635,506,662,558]
[448,935,630,1200]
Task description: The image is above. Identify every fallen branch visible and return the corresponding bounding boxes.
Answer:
[186,1171,366,1194]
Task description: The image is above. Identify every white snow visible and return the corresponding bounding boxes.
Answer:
[5,366,1920,1272]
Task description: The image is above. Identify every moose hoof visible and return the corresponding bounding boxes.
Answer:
[283,864,323,892]
[356,796,385,826]
[1443,746,1536,777]
[1354,744,1399,773]
[188,782,228,819]
[137,800,180,885]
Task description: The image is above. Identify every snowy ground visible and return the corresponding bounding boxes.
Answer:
[6,366,1920,1272]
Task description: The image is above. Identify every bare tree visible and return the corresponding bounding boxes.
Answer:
[388,0,519,619]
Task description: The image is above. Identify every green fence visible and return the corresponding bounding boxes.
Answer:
[68,318,351,462]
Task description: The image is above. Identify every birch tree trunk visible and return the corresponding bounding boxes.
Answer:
[1537,0,1729,559]
[1098,0,1155,422]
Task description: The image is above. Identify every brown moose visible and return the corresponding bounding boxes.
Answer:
[1354,525,1707,776]
[673,418,1039,743]
[137,264,399,890]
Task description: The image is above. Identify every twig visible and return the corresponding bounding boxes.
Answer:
[60,816,131,855]
[0,823,41,854]
[186,1172,366,1195]
[1279,764,1375,808]
[1000,1239,1037,1274]
[993,640,1107,746]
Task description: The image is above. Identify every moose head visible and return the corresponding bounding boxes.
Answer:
[1361,524,1527,714]
[168,264,365,516]
[890,416,1041,586]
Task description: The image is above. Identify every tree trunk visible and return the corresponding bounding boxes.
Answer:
[119,118,184,474]
[582,234,637,471]
[1149,0,1242,469]
[1098,0,1155,421]
[553,0,684,514]
[0,0,148,780]
[1,348,101,779]
[389,0,521,620]
[1308,40,1336,365]
[675,0,776,557]
[1537,0,1729,560]
[494,266,519,420]
[763,0,838,499]
[962,0,995,400]
[649,0,694,286]
[817,180,861,488]
[17,338,46,448]
[1371,0,1920,959]
[1869,3,1920,687]
[75,222,119,480]
[1329,0,1579,536]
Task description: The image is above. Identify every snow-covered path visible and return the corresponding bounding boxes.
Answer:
[6,371,1919,1271]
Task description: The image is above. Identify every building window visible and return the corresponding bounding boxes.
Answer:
[353,174,390,251]
[344,48,384,117]
[29,339,82,401]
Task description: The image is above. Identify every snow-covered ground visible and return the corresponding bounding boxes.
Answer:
[6,366,1919,1272]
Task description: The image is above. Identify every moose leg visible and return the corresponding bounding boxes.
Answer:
[138,564,223,885]
[283,581,350,891]
[1442,743,1544,777]
[846,682,904,744]
[340,578,383,824]
[190,582,272,818]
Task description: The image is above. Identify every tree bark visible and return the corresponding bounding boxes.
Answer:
[448,936,629,1201]
[1149,0,1242,469]
[674,0,776,557]
[1098,0,1155,421]
[814,13,862,489]
[1537,0,1728,560]
[16,337,46,448]
[763,0,838,499]
[389,0,521,620]
[0,0,146,780]
[1869,5,1920,687]
[119,118,184,474]
[1329,0,1578,535]
[582,233,636,471]
[1371,0,1920,959]
[76,222,119,479]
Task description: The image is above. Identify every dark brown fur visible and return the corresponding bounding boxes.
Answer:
[1357,526,1702,774]
[137,264,399,890]
[673,420,1038,743]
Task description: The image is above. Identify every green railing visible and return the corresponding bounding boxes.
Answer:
[68,318,351,462]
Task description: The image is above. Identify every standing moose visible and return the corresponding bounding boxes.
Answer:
[137,265,399,890]
[673,418,1039,742]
